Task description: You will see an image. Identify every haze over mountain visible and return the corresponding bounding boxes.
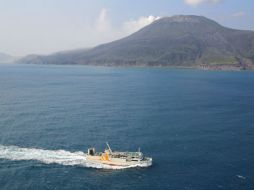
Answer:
[0,53,18,63]
[17,15,254,69]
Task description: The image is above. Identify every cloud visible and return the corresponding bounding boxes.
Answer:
[184,0,222,6]
[96,8,111,32]
[232,11,245,17]
[123,15,160,34]
[91,8,159,45]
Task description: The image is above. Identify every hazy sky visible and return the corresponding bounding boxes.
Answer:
[1,0,253,56]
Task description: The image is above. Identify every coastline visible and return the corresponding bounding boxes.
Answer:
[15,62,254,71]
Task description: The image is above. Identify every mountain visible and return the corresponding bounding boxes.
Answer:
[18,48,90,65]
[0,52,18,63]
[17,15,254,69]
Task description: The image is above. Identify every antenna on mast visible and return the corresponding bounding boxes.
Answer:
[106,142,113,154]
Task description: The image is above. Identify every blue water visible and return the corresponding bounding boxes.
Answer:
[0,64,253,190]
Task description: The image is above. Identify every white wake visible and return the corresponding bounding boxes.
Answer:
[0,144,139,169]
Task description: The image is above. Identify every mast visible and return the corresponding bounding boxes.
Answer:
[106,142,113,154]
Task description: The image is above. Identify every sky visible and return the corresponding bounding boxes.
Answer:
[0,0,254,56]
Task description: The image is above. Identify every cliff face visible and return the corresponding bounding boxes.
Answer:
[18,15,254,69]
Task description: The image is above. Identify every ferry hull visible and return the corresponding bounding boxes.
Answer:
[85,155,152,169]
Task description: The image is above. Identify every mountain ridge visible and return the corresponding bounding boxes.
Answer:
[17,15,254,70]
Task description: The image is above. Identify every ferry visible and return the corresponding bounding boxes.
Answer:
[85,143,152,169]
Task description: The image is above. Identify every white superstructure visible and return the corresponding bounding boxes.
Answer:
[85,143,152,169]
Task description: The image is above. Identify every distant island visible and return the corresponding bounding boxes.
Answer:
[0,52,19,64]
[17,15,254,70]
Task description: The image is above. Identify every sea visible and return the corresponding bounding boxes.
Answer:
[0,64,253,190]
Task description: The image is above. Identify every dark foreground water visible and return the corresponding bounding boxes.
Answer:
[0,64,253,190]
